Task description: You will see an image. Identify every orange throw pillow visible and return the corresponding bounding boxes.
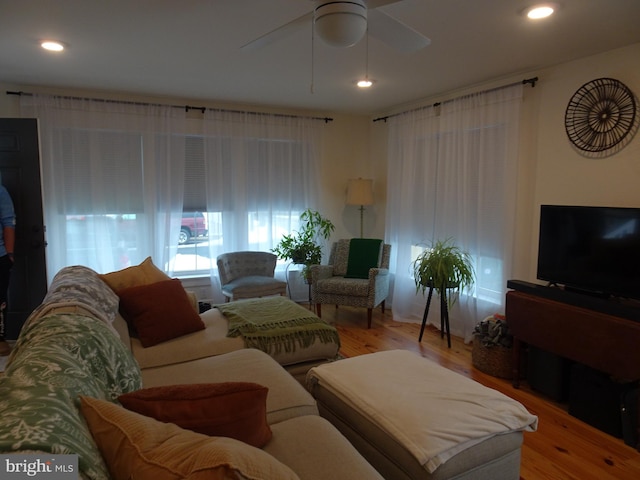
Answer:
[118,382,272,448]
[79,396,297,480]
[118,278,205,347]
[99,256,170,293]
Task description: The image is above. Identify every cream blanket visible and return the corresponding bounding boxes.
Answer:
[308,350,538,473]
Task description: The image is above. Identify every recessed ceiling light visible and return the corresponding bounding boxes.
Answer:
[41,41,65,52]
[526,4,557,19]
[357,79,373,88]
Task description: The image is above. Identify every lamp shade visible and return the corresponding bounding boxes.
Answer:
[346,178,374,206]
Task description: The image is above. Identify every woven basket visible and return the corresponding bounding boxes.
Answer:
[472,341,513,379]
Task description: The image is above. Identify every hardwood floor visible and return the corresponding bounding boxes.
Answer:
[315,304,640,480]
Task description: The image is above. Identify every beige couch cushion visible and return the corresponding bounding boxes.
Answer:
[141,349,318,425]
[131,307,339,370]
[265,415,383,480]
[131,309,245,369]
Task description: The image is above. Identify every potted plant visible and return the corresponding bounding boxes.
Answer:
[272,208,335,280]
[472,313,515,379]
[412,237,475,309]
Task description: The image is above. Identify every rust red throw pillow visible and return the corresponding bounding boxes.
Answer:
[118,382,272,448]
[117,278,205,347]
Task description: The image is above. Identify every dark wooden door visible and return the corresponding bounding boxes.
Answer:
[0,118,47,339]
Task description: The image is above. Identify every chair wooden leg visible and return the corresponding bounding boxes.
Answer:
[317,304,322,317]
[367,308,372,329]
[381,300,386,313]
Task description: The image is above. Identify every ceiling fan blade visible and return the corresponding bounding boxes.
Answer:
[368,9,431,53]
[241,11,312,51]
[365,0,403,8]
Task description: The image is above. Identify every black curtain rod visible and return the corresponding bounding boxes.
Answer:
[6,90,334,123]
[372,76,538,123]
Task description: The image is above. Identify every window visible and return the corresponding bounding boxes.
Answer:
[174,134,313,277]
[58,128,151,271]
[385,84,523,342]
[24,94,322,280]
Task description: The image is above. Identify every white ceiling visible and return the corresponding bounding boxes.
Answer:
[2,0,640,115]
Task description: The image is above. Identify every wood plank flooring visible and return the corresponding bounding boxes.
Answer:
[315,304,640,480]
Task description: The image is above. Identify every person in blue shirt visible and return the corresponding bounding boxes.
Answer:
[0,185,15,356]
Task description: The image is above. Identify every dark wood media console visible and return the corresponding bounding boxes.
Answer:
[505,280,640,450]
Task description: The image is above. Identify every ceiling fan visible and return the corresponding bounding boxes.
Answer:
[241,0,431,53]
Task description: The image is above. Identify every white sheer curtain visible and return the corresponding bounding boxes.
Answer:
[201,109,323,299]
[20,94,187,280]
[386,84,523,342]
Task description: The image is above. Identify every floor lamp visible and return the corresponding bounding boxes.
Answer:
[346,178,374,238]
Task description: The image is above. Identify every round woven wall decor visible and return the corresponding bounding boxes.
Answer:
[564,77,637,156]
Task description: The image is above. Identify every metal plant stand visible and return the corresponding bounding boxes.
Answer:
[418,286,451,348]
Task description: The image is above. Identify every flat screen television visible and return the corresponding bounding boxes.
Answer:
[537,205,640,300]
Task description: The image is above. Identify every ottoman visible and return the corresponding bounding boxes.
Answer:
[306,350,538,480]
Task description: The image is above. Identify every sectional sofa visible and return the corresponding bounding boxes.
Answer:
[0,263,382,480]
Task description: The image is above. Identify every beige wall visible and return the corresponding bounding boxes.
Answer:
[518,42,640,281]
[320,114,388,241]
[2,41,640,282]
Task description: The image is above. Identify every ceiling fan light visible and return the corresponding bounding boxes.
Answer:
[357,79,373,88]
[314,1,367,48]
[525,3,557,19]
[41,40,65,52]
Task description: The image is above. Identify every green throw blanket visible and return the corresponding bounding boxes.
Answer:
[218,296,340,356]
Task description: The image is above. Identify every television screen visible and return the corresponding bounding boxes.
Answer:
[537,205,640,300]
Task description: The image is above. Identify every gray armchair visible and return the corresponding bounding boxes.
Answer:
[216,251,287,302]
[310,239,391,328]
